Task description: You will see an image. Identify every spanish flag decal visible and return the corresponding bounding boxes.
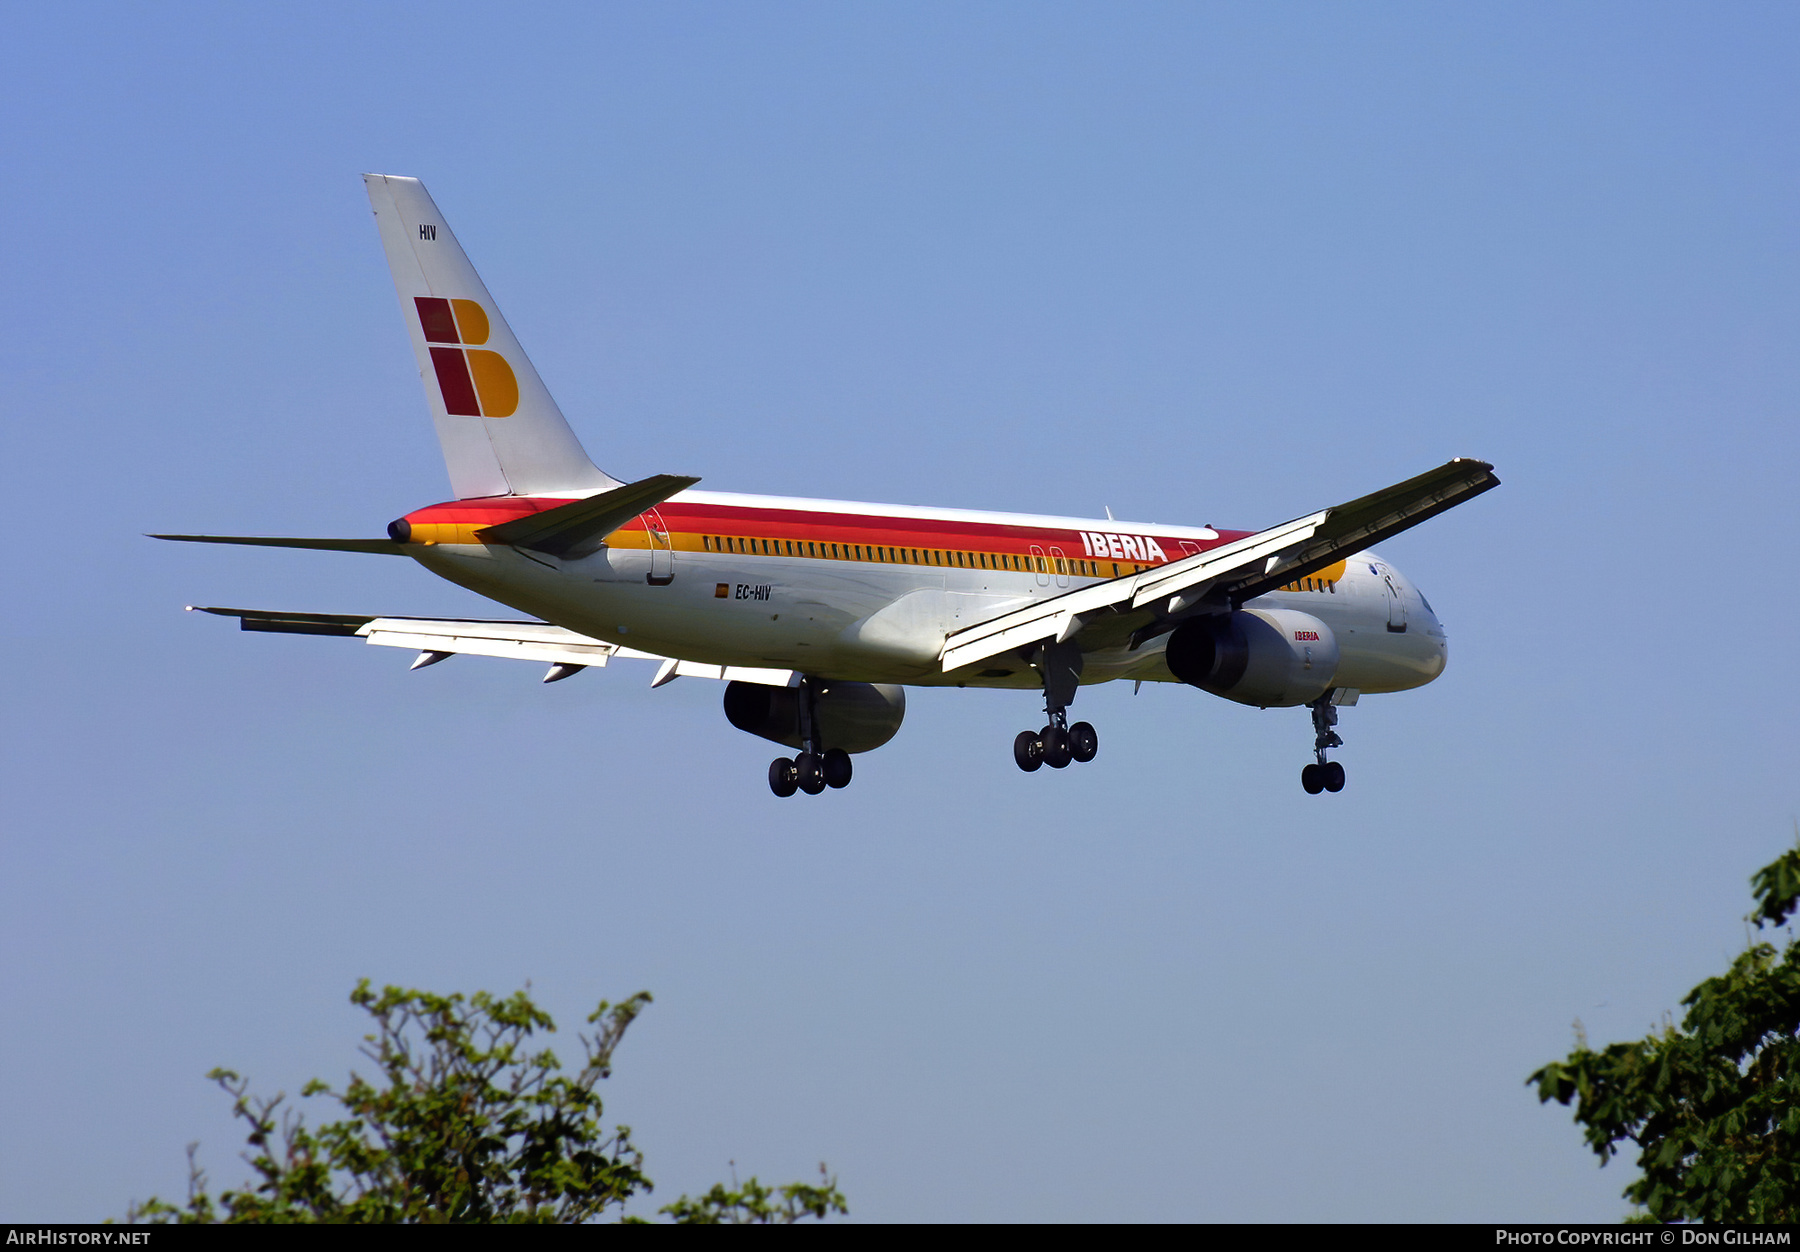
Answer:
[415,297,518,417]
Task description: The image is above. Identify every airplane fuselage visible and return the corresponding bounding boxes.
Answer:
[398,489,1447,700]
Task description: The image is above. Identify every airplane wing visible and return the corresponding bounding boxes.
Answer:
[187,606,797,688]
[938,457,1498,673]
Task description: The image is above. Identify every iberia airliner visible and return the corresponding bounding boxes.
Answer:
[157,176,1498,797]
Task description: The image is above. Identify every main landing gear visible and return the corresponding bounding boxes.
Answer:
[1301,692,1347,795]
[1013,640,1098,773]
[768,747,851,798]
[1013,716,1098,772]
[768,678,855,798]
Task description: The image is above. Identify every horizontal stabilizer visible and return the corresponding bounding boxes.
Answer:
[475,473,700,557]
[152,535,406,555]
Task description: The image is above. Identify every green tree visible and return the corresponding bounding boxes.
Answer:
[126,981,845,1224]
[1530,842,1800,1223]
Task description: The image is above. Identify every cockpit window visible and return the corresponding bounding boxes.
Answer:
[1418,592,1435,614]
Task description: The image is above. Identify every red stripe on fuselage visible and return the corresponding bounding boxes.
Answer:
[398,496,1243,563]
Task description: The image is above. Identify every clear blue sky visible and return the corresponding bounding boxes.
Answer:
[3,1,1797,1222]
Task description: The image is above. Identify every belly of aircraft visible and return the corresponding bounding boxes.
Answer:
[410,543,1444,694]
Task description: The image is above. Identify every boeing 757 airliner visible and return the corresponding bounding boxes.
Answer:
[157,176,1498,797]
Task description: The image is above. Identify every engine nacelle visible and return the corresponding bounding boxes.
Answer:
[1164,609,1340,708]
[722,681,906,754]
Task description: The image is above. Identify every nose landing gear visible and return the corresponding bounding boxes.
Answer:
[768,679,856,797]
[1012,641,1099,773]
[1301,692,1347,794]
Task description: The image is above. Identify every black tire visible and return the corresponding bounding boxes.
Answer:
[1013,730,1044,772]
[822,748,853,789]
[769,757,798,798]
[1043,725,1073,769]
[1322,761,1346,793]
[1301,763,1325,794]
[795,752,826,795]
[1069,721,1098,763]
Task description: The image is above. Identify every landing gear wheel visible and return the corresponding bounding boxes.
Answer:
[1068,721,1098,763]
[1322,761,1345,793]
[822,748,853,789]
[1301,763,1325,794]
[769,757,798,798]
[1042,725,1073,769]
[1014,730,1045,772]
[795,752,826,795]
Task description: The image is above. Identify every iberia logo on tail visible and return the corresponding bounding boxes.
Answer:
[415,297,518,417]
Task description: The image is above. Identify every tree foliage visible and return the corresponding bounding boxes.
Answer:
[1530,843,1800,1223]
[126,981,845,1224]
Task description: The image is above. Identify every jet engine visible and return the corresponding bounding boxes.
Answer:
[723,681,906,754]
[1163,609,1340,708]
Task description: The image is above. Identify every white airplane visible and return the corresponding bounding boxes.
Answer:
[158,175,1498,797]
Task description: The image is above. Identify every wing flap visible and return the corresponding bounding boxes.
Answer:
[359,622,626,667]
[188,607,795,687]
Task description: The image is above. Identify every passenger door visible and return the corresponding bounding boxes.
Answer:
[643,508,674,586]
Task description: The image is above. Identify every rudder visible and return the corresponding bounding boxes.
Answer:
[364,174,617,499]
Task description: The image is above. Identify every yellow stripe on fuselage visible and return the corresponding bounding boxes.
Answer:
[1277,559,1348,593]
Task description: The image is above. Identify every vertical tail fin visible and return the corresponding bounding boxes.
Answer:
[363,174,617,499]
